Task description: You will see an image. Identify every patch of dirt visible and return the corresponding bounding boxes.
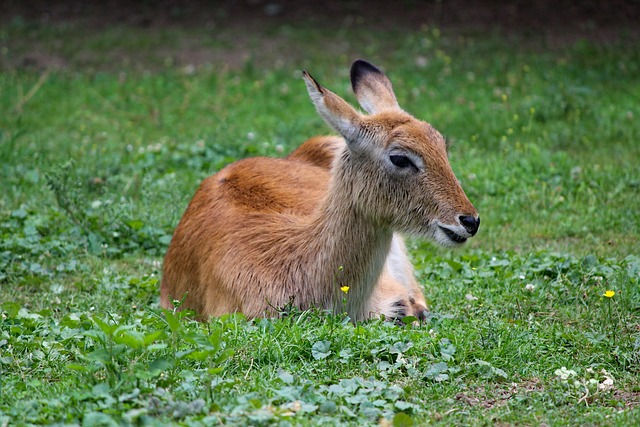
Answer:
[2,0,640,38]
[613,390,640,409]
[456,379,640,411]
[455,379,544,409]
[17,52,69,70]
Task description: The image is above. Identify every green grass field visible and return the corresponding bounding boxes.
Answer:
[1,15,639,426]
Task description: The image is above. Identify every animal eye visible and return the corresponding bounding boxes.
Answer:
[389,155,415,169]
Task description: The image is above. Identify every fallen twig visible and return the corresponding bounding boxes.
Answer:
[14,69,50,113]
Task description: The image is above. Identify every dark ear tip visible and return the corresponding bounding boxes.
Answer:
[351,59,381,74]
[303,70,323,92]
[350,59,383,90]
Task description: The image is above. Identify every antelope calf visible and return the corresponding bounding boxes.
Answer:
[160,60,479,321]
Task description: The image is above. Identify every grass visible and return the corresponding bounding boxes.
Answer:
[1,17,640,426]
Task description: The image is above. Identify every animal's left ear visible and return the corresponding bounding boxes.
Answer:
[351,59,400,114]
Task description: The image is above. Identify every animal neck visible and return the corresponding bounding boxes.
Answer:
[303,147,393,320]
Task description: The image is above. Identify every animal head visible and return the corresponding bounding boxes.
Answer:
[303,59,479,247]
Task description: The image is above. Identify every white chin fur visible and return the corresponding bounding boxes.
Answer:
[406,222,469,248]
[432,223,469,248]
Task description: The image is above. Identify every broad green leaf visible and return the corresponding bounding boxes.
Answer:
[92,316,116,336]
[148,357,174,375]
[164,310,181,333]
[215,348,234,364]
[66,363,89,372]
[83,411,118,427]
[439,338,456,361]
[143,330,166,346]
[126,219,145,230]
[187,350,211,361]
[446,259,463,272]
[311,340,332,360]
[424,362,449,382]
[401,315,418,325]
[1,302,20,318]
[393,412,414,427]
[112,331,143,349]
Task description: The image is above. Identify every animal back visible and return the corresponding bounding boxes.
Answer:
[213,156,329,216]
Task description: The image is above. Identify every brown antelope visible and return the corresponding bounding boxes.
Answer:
[160,59,479,321]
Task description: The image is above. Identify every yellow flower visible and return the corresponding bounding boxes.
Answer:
[340,286,350,294]
[603,290,615,298]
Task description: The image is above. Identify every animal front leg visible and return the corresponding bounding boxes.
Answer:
[366,271,428,322]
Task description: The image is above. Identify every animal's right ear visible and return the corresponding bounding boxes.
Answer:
[303,70,362,144]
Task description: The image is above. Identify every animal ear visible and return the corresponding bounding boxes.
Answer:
[350,59,400,114]
[303,70,362,143]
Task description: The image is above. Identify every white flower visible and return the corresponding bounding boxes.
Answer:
[525,284,535,292]
[599,377,614,391]
[554,367,577,380]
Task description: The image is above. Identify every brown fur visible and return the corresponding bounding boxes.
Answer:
[288,136,429,318]
[160,60,479,321]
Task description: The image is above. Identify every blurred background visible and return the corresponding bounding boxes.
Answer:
[2,0,639,72]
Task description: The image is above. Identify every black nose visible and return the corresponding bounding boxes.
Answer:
[459,215,480,236]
